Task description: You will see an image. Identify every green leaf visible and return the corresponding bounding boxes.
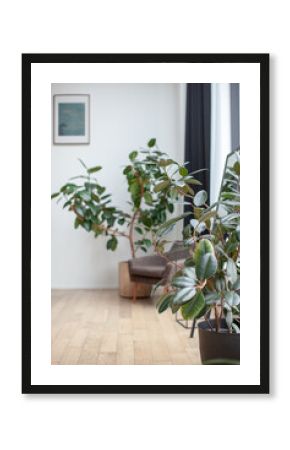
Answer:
[87,165,102,174]
[226,258,238,284]
[172,287,196,305]
[157,212,192,235]
[226,311,233,329]
[186,179,202,186]
[135,226,143,235]
[194,207,203,219]
[171,276,196,289]
[144,192,153,205]
[74,217,81,229]
[63,199,72,209]
[194,190,208,206]
[129,182,140,196]
[195,253,217,281]
[181,291,206,320]
[148,138,156,148]
[79,191,91,201]
[167,203,174,213]
[224,291,240,307]
[51,192,60,199]
[232,323,240,334]
[129,150,138,161]
[179,167,188,177]
[184,257,195,267]
[156,292,173,313]
[141,216,152,228]
[75,206,85,218]
[83,221,91,232]
[123,165,132,175]
[205,292,221,304]
[143,239,152,248]
[107,236,118,251]
[199,210,217,223]
[96,186,106,195]
[190,218,199,229]
[195,239,215,257]
[233,161,240,175]
[159,159,175,167]
[154,180,170,192]
[60,183,79,194]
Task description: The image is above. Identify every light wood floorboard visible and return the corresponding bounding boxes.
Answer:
[51,289,201,365]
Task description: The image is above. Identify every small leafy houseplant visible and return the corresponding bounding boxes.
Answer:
[156,150,240,364]
[51,139,202,295]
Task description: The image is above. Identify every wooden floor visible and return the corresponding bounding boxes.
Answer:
[51,289,201,365]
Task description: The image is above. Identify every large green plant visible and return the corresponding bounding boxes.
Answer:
[51,138,201,258]
[156,150,240,334]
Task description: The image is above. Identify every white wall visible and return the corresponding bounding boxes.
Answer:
[51,83,185,288]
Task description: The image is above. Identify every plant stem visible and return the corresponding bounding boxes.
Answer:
[128,209,139,258]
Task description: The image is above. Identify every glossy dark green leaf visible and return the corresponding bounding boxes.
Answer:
[171,276,196,289]
[195,252,217,281]
[172,287,196,305]
[156,292,174,313]
[224,291,240,307]
[205,292,221,304]
[194,190,208,206]
[226,258,238,284]
[232,323,240,334]
[226,310,233,329]
[181,291,206,320]
[51,192,60,199]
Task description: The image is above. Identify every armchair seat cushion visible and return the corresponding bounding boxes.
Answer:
[128,255,166,279]
[128,242,193,286]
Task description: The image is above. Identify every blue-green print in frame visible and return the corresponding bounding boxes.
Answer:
[58,103,85,136]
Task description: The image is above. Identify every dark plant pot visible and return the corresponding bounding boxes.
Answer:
[198,319,240,365]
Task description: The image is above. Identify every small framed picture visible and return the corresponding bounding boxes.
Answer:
[53,94,90,144]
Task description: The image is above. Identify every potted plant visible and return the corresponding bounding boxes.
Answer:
[51,138,201,298]
[155,150,240,364]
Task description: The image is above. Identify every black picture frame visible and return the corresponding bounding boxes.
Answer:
[22,53,269,394]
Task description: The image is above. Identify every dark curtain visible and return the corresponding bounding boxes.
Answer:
[184,84,211,223]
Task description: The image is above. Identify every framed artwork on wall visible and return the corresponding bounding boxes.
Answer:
[53,94,90,144]
[22,53,269,394]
